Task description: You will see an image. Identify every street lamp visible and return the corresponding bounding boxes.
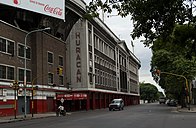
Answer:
[24,27,50,118]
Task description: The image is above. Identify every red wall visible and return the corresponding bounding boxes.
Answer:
[0,100,15,117]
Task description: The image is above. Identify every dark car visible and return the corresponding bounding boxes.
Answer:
[167,99,177,107]
[109,99,124,111]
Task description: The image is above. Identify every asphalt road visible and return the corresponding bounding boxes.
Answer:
[1,103,196,128]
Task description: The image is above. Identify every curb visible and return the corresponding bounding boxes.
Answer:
[176,106,196,113]
[0,114,56,124]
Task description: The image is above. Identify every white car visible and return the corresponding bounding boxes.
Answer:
[109,99,124,111]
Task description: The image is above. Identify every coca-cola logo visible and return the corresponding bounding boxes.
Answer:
[44,4,63,16]
[13,0,20,5]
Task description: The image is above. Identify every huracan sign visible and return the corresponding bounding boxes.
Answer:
[0,0,65,20]
[75,32,82,83]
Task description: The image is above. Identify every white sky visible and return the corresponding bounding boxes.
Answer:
[84,0,164,93]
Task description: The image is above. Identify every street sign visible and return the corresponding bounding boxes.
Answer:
[60,98,64,103]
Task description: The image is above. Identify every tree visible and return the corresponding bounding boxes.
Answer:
[87,0,196,46]
[140,82,159,103]
[151,25,196,104]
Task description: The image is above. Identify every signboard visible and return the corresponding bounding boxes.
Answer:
[57,93,87,100]
[60,98,64,103]
[0,0,65,20]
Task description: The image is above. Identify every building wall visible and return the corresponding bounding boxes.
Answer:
[67,17,140,95]
[0,21,67,116]
[66,19,88,89]
[31,32,66,86]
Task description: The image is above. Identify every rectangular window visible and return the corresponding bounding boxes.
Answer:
[48,52,53,64]
[7,67,14,80]
[18,69,31,82]
[0,37,14,55]
[0,65,6,79]
[0,65,15,80]
[48,73,53,84]
[95,69,98,84]
[19,69,24,81]
[18,44,24,57]
[97,70,100,85]
[89,73,93,83]
[102,72,104,85]
[105,72,107,86]
[0,37,6,52]
[99,71,101,85]
[88,30,92,45]
[18,44,31,59]
[59,56,63,66]
[100,71,103,85]
[26,70,31,82]
[7,40,14,55]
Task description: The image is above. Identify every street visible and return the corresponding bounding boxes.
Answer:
[0,103,196,128]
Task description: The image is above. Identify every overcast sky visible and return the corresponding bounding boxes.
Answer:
[84,0,164,92]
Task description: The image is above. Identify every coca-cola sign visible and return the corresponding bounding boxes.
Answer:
[0,0,65,20]
[44,4,63,17]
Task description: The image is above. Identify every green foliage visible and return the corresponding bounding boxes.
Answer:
[151,25,196,98]
[86,0,195,46]
[158,91,165,98]
[140,82,159,102]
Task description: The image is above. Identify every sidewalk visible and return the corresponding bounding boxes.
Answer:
[176,105,196,113]
[0,112,56,124]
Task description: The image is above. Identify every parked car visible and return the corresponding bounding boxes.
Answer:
[159,97,166,104]
[167,99,177,107]
[109,99,124,111]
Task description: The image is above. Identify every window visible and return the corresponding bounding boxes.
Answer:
[48,52,53,64]
[95,69,98,84]
[89,52,93,67]
[18,69,31,82]
[105,73,108,86]
[7,67,14,80]
[0,65,14,80]
[19,69,24,81]
[26,70,31,82]
[0,37,14,55]
[100,71,103,85]
[48,73,53,84]
[89,52,92,60]
[0,65,6,79]
[18,44,31,59]
[0,37,6,52]
[88,29,92,45]
[8,40,14,55]
[88,23,92,45]
[97,70,100,84]
[59,56,63,66]
[94,35,99,49]
[59,76,63,85]
[18,44,24,57]
[89,73,93,84]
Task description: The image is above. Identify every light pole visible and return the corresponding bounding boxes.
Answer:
[158,71,191,110]
[151,68,191,110]
[24,27,50,118]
